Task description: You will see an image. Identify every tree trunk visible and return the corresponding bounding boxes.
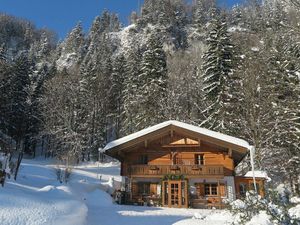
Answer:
[14,139,24,180]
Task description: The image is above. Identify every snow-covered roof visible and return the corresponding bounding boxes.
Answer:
[244,170,271,181]
[103,120,251,152]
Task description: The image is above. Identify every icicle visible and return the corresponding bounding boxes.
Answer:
[249,146,257,193]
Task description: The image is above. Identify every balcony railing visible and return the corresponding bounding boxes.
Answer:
[127,165,224,176]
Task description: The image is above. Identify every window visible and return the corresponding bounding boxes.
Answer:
[239,183,247,197]
[195,154,204,165]
[138,182,150,195]
[204,183,218,196]
[138,155,148,165]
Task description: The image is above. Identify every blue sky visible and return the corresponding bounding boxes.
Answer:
[0,0,240,39]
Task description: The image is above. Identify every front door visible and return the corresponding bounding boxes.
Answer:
[170,181,180,207]
[162,180,188,208]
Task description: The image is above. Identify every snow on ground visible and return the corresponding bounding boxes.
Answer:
[245,211,272,225]
[0,159,88,225]
[0,158,237,225]
[173,211,232,225]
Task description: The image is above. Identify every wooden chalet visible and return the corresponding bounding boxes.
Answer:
[103,120,265,208]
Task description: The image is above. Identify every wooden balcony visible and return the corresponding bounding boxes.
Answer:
[127,165,224,177]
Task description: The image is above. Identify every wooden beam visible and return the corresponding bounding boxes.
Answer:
[218,180,221,209]
[228,149,232,157]
[144,140,148,148]
[162,144,200,148]
[198,138,201,147]
[173,126,248,153]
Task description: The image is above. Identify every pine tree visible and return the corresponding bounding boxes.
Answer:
[0,45,11,133]
[231,4,243,27]
[100,10,111,33]
[79,29,113,156]
[194,0,215,30]
[9,53,31,140]
[269,35,300,194]
[110,13,121,32]
[136,31,168,129]
[122,47,142,134]
[8,53,31,179]
[37,31,51,60]
[64,22,85,54]
[170,3,188,50]
[201,8,234,131]
[58,22,85,71]
[107,54,126,139]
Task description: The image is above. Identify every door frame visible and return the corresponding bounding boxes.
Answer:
[162,179,188,208]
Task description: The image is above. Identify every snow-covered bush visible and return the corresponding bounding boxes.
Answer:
[230,191,264,224]
[230,188,300,225]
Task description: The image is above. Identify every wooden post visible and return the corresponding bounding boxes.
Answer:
[162,181,165,206]
[178,181,182,208]
[218,180,221,209]
[185,180,188,208]
[168,181,171,207]
[130,178,133,201]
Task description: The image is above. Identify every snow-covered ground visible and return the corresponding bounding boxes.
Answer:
[1,159,299,225]
[0,158,235,225]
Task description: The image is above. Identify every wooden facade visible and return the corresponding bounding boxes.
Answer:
[235,176,265,198]
[104,121,266,208]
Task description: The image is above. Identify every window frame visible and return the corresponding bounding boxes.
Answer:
[195,154,204,165]
[204,183,218,196]
[137,182,150,195]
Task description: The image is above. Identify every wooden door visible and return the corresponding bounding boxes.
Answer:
[169,181,180,207]
[162,180,188,208]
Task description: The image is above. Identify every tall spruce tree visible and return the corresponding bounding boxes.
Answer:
[9,53,31,179]
[0,45,11,133]
[107,54,126,139]
[122,47,142,135]
[269,35,300,194]
[137,30,168,129]
[201,8,235,131]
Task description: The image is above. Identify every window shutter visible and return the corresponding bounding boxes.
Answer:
[150,183,157,194]
[220,183,226,197]
[196,183,205,197]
